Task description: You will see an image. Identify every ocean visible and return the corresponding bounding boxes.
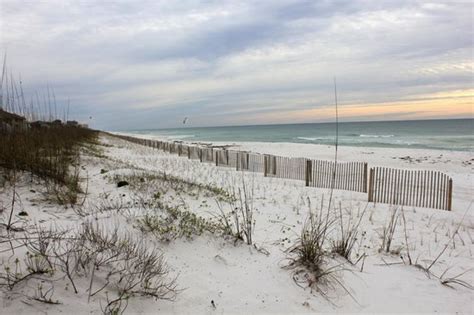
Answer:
[122,119,474,152]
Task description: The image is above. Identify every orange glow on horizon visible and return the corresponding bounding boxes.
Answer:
[259,89,473,123]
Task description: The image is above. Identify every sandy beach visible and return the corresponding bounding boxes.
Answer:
[2,133,472,314]
[2,1,473,313]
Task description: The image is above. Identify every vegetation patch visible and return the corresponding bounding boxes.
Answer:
[0,222,177,313]
[110,172,235,203]
[0,126,98,205]
[137,207,220,242]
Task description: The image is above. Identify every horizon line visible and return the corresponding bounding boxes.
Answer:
[118,116,474,132]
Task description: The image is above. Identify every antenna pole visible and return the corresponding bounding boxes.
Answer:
[328,77,339,212]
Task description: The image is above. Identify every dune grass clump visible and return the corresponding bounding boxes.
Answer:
[284,204,355,301]
[286,209,333,276]
[0,126,98,204]
[331,203,367,262]
[213,176,256,245]
[0,222,177,313]
[379,207,400,254]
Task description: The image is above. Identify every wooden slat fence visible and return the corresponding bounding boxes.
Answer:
[216,150,233,168]
[306,160,367,193]
[368,167,452,210]
[227,150,239,168]
[201,148,215,164]
[188,146,200,160]
[170,143,178,154]
[247,153,264,173]
[177,144,188,157]
[263,155,276,176]
[264,156,306,181]
[111,134,454,211]
[237,152,250,171]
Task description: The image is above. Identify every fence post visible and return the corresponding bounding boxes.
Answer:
[264,156,268,177]
[272,156,277,175]
[215,151,219,167]
[305,159,312,187]
[363,163,368,193]
[188,147,191,159]
[368,168,374,202]
[199,148,203,163]
[447,179,453,211]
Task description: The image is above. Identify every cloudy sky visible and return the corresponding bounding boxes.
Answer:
[0,0,472,130]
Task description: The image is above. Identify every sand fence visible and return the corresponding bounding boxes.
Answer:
[368,167,453,211]
[114,135,453,211]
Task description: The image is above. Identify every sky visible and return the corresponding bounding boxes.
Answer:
[0,0,472,130]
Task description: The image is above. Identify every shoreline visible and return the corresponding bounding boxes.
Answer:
[110,118,474,153]
[112,131,473,158]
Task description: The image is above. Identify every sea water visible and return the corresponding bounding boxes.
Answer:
[121,119,474,152]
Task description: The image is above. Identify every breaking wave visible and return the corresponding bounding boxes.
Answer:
[359,134,394,138]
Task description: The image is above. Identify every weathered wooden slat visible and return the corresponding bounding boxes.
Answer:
[368,168,374,202]
[439,173,445,210]
[373,168,378,202]
[436,172,441,209]
[402,169,407,206]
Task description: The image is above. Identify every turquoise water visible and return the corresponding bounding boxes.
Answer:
[122,119,474,152]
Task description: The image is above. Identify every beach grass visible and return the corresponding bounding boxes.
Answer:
[0,126,98,204]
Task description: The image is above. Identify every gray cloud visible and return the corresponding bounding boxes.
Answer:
[1,0,472,130]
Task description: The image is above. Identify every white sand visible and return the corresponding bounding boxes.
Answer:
[1,133,473,314]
